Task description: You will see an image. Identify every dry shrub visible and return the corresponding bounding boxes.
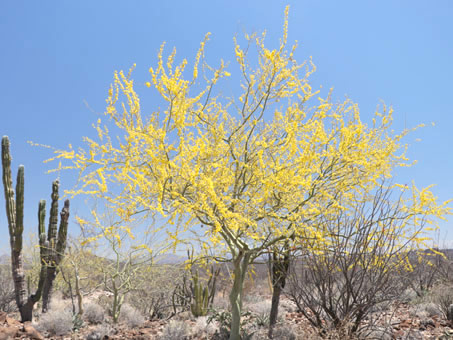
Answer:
[128,264,185,319]
[37,308,73,336]
[272,324,297,340]
[120,303,145,328]
[192,316,218,338]
[0,264,15,313]
[85,323,114,340]
[246,299,272,327]
[160,320,191,340]
[84,302,105,324]
[430,284,453,318]
[213,294,230,311]
[287,186,412,337]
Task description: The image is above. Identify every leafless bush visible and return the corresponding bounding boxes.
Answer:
[128,264,185,319]
[287,186,416,337]
[436,249,453,284]
[83,302,105,324]
[0,264,16,313]
[404,248,443,297]
[160,320,191,340]
[119,303,145,328]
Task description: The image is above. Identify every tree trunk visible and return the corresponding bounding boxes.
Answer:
[75,267,84,317]
[268,248,290,338]
[10,249,36,322]
[42,266,57,313]
[229,251,250,340]
[268,284,282,338]
[19,299,35,322]
[10,249,27,312]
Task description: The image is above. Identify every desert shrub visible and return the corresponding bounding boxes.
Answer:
[128,264,185,319]
[97,294,113,316]
[247,300,272,327]
[271,324,297,340]
[278,299,297,313]
[423,302,443,317]
[84,302,105,324]
[430,284,453,318]
[160,320,191,340]
[120,303,145,328]
[192,316,218,338]
[207,309,255,339]
[437,250,453,283]
[399,288,418,303]
[213,294,230,311]
[0,264,16,313]
[404,249,444,297]
[85,323,114,340]
[287,187,411,337]
[37,308,74,336]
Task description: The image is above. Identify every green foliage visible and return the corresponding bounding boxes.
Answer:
[190,270,212,317]
[72,312,85,331]
[207,309,254,340]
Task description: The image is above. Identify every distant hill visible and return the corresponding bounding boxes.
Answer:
[0,254,10,265]
[154,253,185,265]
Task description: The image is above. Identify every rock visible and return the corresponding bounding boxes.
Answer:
[0,327,19,340]
[0,311,7,323]
[420,318,436,329]
[0,312,21,340]
[22,322,45,340]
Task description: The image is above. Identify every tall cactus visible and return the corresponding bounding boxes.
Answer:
[42,180,70,312]
[190,270,210,317]
[1,136,70,321]
[2,137,29,319]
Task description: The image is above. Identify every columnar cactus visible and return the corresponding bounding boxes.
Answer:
[42,180,70,313]
[189,267,219,317]
[1,136,70,321]
[190,270,210,317]
[2,136,29,320]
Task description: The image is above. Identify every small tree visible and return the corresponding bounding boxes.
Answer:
[58,236,103,319]
[2,136,70,322]
[76,209,153,324]
[47,7,450,339]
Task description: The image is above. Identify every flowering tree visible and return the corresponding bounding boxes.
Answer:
[49,8,450,339]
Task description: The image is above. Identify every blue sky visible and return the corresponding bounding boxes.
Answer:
[1,1,452,253]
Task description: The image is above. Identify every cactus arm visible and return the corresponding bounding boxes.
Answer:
[2,136,16,243]
[1,136,28,316]
[47,180,59,257]
[38,200,47,256]
[32,200,47,303]
[56,199,70,264]
[190,270,210,317]
[15,166,24,250]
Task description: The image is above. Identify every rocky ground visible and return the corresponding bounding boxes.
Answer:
[2,301,453,339]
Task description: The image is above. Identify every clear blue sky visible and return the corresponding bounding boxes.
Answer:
[1,1,452,254]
